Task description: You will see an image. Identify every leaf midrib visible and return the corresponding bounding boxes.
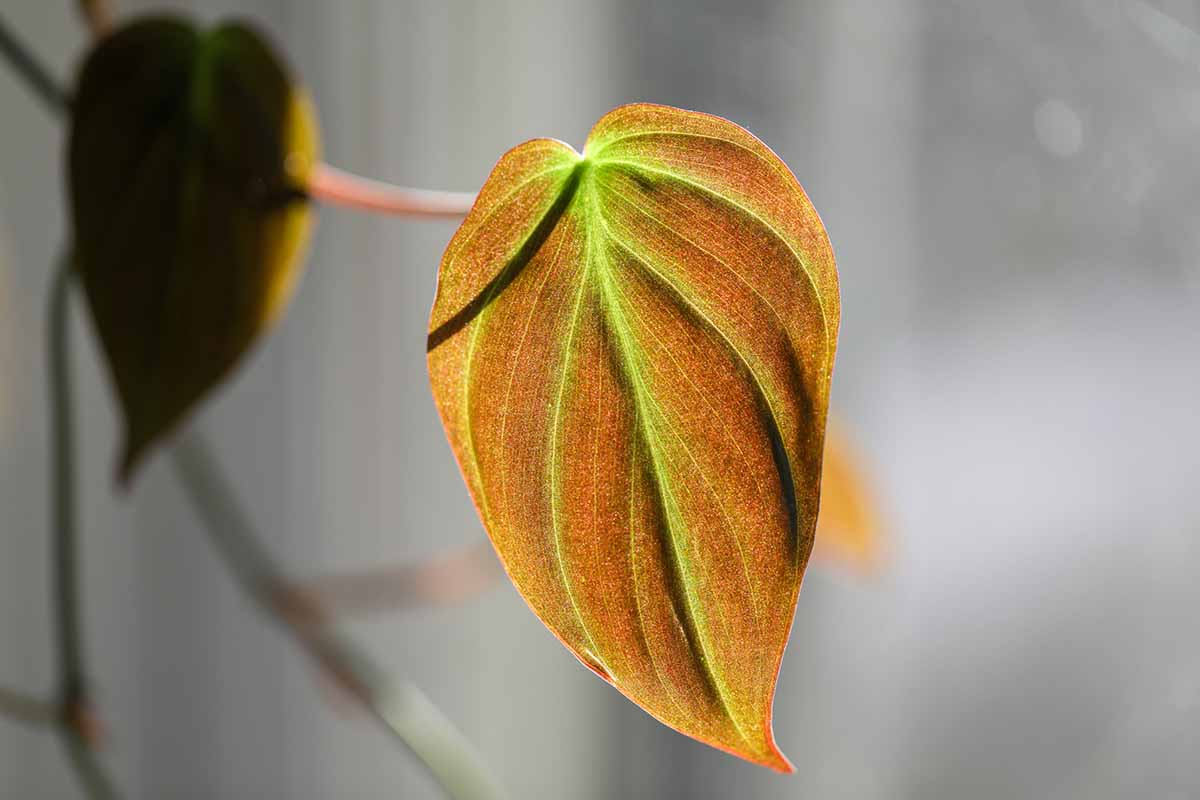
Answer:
[580,174,759,750]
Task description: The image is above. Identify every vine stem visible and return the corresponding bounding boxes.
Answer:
[49,263,82,740]
[0,10,121,798]
[0,687,56,727]
[283,541,501,620]
[49,262,119,800]
[170,434,503,800]
[0,9,70,113]
[307,163,476,218]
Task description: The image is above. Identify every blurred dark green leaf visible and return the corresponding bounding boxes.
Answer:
[69,16,319,484]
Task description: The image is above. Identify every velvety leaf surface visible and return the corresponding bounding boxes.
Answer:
[813,421,885,574]
[69,17,318,482]
[428,104,839,769]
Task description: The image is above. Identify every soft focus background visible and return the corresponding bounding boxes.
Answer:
[2,1,1199,797]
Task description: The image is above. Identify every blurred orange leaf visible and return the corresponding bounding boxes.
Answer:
[427,104,839,770]
[813,421,885,574]
[69,17,318,482]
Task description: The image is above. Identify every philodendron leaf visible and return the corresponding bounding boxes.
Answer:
[428,103,839,770]
[69,17,318,482]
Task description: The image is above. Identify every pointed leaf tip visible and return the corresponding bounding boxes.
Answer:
[428,103,839,767]
[69,16,320,483]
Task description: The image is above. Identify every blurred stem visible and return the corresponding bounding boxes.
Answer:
[49,263,82,738]
[284,541,501,620]
[61,735,118,800]
[0,9,71,115]
[5,16,121,793]
[308,163,475,218]
[170,433,504,800]
[49,262,120,800]
[0,687,56,727]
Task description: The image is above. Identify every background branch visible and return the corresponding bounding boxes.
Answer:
[0,687,56,727]
[282,541,501,621]
[170,433,504,800]
[49,263,83,741]
[0,12,120,797]
[0,10,70,114]
[49,263,120,800]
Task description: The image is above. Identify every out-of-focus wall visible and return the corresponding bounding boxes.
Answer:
[1,1,1198,798]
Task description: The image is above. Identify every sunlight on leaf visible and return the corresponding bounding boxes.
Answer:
[69,17,318,483]
[813,420,885,574]
[428,104,839,770]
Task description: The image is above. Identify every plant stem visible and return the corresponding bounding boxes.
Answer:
[170,433,504,800]
[4,12,119,797]
[283,541,500,620]
[49,262,82,731]
[0,10,70,114]
[308,163,476,218]
[0,687,56,727]
[61,735,118,800]
[49,262,120,800]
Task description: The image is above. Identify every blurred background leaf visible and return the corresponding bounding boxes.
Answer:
[812,420,884,574]
[69,16,318,483]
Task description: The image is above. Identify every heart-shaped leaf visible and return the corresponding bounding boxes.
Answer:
[428,104,839,769]
[69,17,318,482]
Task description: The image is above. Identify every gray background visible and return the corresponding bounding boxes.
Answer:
[2,0,1198,797]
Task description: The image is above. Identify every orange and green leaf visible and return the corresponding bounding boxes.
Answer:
[427,104,839,770]
[69,17,318,482]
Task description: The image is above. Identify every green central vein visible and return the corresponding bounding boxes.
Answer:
[583,177,755,748]
[548,187,608,674]
[591,169,802,556]
[595,219,762,624]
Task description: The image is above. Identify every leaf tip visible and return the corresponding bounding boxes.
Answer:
[758,737,795,774]
[695,725,793,772]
